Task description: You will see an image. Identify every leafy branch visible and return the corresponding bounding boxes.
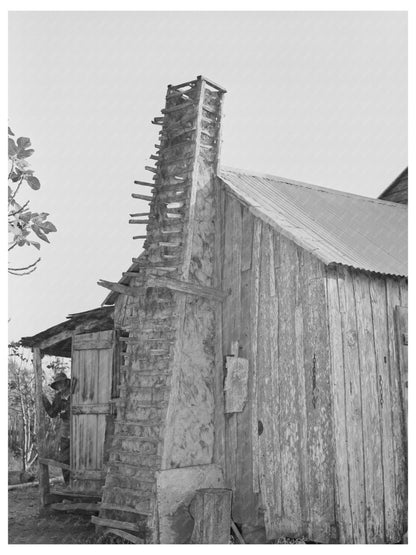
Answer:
[8,127,57,275]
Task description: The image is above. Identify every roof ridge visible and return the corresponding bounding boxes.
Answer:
[220,166,408,209]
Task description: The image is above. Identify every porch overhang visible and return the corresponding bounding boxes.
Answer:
[20,305,115,357]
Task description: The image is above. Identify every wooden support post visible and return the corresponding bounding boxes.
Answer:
[33,347,50,507]
[190,488,232,544]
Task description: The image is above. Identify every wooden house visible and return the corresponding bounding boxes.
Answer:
[378,167,408,204]
[23,76,407,544]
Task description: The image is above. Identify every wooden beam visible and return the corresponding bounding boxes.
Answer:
[46,491,101,504]
[91,516,142,532]
[97,280,143,297]
[49,502,100,513]
[38,329,73,350]
[131,193,153,201]
[129,219,150,225]
[198,74,227,93]
[100,503,150,516]
[147,276,226,302]
[33,347,50,507]
[98,276,226,301]
[38,457,71,471]
[134,180,154,188]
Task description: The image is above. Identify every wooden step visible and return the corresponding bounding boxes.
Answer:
[100,503,150,517]
[46,490,101,504]
[50,502,100,514]
[92,515,143,533]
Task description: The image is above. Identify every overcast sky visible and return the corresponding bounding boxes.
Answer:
[8,11,407,342]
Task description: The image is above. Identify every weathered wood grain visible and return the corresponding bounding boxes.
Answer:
[301,253,335,542]
[395,306,408,432]
[72,331,113,493]
[369,277,399,542]
[276,234,302,535]
[213,182,225,469]
[224,356,249,413]
[338,267,366,543]
[386,280,407,538]
[222,195,242,492]
[269,230,281,528]
[326,267,352,543]
[91,515,142,532]
[250,219,262,495]
[294,253,308,535]
[353,271,384,543]
[235,268,259,524]
[257,225,278,539]
[241,208,254,271]
[190,488,232,544]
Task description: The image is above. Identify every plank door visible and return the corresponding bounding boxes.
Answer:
[71,330,114,493]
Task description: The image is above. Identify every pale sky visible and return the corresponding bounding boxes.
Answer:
[8,11,407,341]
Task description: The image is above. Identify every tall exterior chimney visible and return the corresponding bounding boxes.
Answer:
[99,76,226,543]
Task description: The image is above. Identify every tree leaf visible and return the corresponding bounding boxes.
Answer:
[19,212,33,223]
[17,137,31,149]
[8,138,17,157]
[32,225,50,243]
[17,148,34,159]
[40,221,57,233]
[26,175,41,190]
[29,241,41,250]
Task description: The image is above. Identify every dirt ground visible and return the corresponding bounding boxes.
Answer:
[8,486,97,544]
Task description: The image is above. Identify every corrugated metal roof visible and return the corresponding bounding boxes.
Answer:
[220,167,407,277]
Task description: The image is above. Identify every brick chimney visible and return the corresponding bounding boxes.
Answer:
[99,76,227,543]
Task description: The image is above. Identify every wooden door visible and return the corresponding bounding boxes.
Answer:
[71,330,114,493]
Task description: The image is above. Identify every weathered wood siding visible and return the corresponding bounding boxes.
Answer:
[220,188,407,543]
[326,266,407,543]
[220,190,335,542]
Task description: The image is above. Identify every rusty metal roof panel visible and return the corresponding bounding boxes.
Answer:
[220,167,407,277]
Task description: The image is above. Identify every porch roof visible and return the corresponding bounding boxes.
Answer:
[20,306,114,357]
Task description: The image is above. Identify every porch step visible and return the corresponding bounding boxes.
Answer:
[46,490,101,504]
[100,502,151,516]
[49,501,100,514]
[92,515,145,533]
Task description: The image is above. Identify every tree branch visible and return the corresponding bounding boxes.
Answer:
[8,257,41,274]
[9,200,30,217]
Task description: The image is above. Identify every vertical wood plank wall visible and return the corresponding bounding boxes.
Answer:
[220,188,407,543]
[326,267,407,543]
[220,191,334,542]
